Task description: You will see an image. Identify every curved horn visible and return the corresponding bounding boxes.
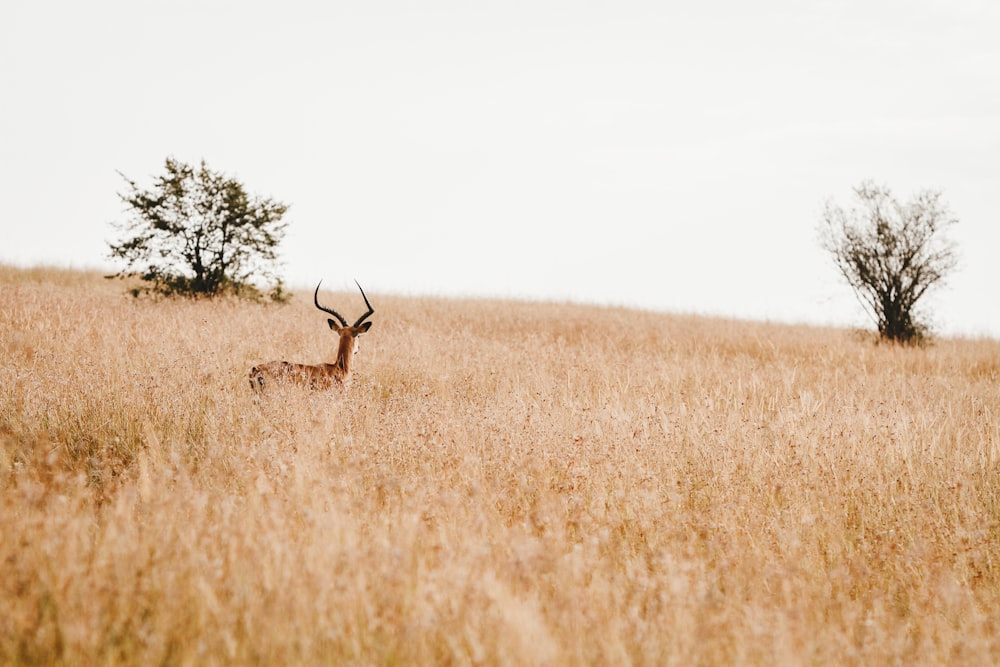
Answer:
[353,280,375,327]
[314,281,348,327]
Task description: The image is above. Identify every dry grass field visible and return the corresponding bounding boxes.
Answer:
[1,265,999,665]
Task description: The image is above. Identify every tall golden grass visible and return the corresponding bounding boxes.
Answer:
[1,265,998,665]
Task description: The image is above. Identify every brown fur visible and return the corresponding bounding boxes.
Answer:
[249,321,371,391]
[250,282,373,391]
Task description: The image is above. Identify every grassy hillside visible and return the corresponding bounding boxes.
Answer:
[2,266,998,665]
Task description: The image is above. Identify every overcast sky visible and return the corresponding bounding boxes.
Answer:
[2,1,998,336]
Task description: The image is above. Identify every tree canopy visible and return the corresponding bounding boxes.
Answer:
[108,158,289,300]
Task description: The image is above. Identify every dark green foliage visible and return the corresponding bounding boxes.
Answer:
[107,158,289,301]
[820,182,958,345]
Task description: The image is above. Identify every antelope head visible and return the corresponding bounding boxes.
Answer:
[313,279,375,367]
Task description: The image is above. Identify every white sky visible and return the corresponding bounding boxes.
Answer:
[2,1,998,336]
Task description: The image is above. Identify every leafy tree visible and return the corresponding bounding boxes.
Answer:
[108,157,289,300]
[819,181,958,344]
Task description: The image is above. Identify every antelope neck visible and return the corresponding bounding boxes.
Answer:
[335,334,354,375]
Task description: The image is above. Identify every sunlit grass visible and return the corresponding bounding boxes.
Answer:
[2,266,998,665]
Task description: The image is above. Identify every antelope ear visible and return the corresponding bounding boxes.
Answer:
[358,321,373,333]
[328,319,341,331]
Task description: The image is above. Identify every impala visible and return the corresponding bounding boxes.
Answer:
[249,280,374,391]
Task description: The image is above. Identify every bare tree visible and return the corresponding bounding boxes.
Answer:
[819,181,958,344]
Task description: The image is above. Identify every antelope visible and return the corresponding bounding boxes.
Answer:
[249,280,374,391]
